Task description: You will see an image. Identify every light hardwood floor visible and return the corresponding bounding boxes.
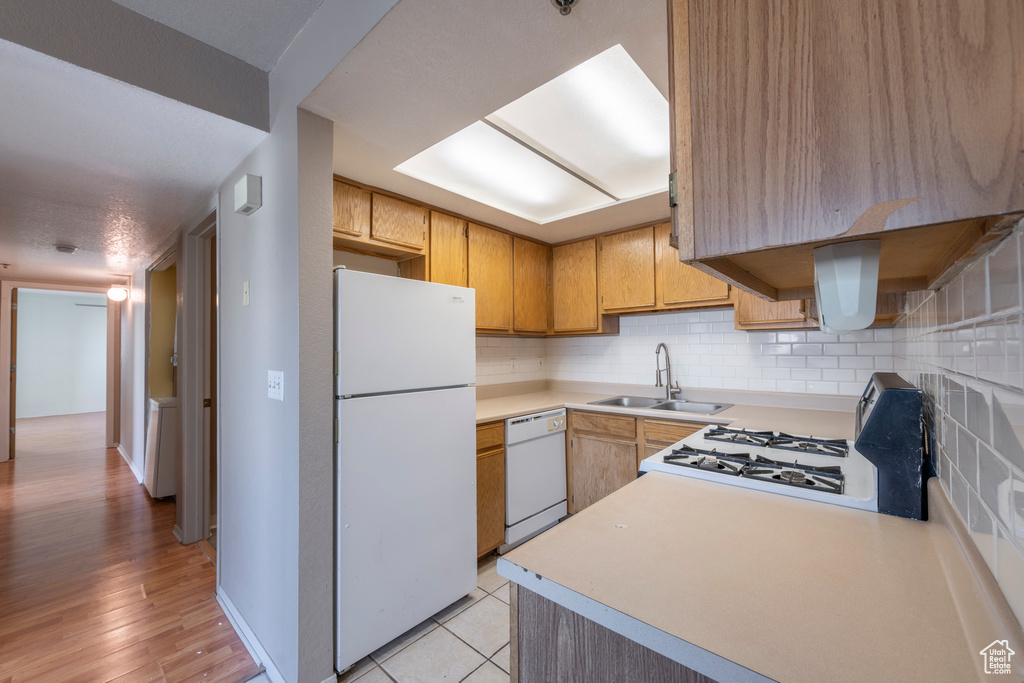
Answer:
[1,413,261,682]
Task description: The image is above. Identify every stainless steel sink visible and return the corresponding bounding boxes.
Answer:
[649,400,733,415]
[588,396,663,409]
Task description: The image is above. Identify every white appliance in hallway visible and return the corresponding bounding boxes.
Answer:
[334,268,477,673]
[503,408,567,551]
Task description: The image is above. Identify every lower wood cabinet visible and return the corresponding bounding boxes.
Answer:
[476,421,505,557]
[568,410,706,514]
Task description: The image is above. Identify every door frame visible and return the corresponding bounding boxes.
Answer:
[177,209,219,544]
[0,279,123,462]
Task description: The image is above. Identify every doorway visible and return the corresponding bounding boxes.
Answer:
[2,283,120,462]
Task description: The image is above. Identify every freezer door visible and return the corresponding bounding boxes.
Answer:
[335,268,475,396]
[335,386,477,672]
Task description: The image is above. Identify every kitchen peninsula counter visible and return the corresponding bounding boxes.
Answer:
[498,473,1024,682]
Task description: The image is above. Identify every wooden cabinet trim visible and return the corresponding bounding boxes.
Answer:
[598,227,656,312]
[513,237,550,334]
[477,421,505,455]
[571,411,637,440]
[370,193,428,251]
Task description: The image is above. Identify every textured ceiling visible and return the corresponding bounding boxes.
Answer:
[303,0,671,244]
[0,39,267,285]
[108,0,324,71]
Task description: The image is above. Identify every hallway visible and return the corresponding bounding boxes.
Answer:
[0,414,260,682]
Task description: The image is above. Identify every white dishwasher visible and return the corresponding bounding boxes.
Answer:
[502,408,567,552]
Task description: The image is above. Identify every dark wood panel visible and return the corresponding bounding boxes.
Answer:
[516,585,719,683]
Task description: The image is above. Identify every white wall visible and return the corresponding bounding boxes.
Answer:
[118,268,148,482]
[214,3,398,681]
[15,289,107,418]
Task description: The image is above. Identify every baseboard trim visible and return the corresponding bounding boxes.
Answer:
[218,590,285,683]
[117,444,145,484]
[172,525,183,543]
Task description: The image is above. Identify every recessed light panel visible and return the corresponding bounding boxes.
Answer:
[395,121,613,224]
[488,44,669,202]
[395,45,668,224]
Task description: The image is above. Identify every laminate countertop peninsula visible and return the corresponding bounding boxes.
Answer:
[497,473,1024,683]
[475,384,857,439]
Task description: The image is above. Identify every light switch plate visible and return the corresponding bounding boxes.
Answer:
[243,280,250,307]
[268,370,284,401]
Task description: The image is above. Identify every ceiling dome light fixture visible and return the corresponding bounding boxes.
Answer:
[106,286,129,302]
[551,0,577,16]
[55,244,78,254]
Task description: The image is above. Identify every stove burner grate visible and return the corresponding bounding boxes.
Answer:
[704,426,849,457]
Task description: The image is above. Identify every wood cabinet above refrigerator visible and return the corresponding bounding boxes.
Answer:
[669,0,1024,301]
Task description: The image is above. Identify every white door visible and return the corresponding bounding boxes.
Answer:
[335,386,476,671]
[335,268,475,396]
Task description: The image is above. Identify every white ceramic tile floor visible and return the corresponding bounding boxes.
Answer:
[338,555,511,682]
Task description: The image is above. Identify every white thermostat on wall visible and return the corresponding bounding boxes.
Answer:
[235,173,263,215]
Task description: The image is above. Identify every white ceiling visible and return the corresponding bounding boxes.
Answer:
[302,0,671,244]
[108,0,324,71]
[0,39,267,285]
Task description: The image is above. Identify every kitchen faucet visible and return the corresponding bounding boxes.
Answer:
[655,343,680,401]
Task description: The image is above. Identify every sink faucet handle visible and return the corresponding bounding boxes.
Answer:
[670,382,681,399]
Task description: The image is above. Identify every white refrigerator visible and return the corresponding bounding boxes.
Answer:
[334,267,477,673]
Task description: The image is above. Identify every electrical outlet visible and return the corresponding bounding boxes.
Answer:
[268,370,284,401]
[510,358,518,373]
[537,356,544,371]
[243,280,250,307]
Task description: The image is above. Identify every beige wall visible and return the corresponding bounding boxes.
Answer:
[148,266,176,398]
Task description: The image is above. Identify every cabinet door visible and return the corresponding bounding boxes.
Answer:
[371,193,428,250]
[552,239,598,333]
[677,0,1024,263]
[476,448,505,557]
[568,435,637,514]
[732,289,816,329]
[513,237,549,334]
[332,181,371,238]
[599,227,655,311]
[468,223,512,332]
[430,211,468,287]
[655,223,729,307]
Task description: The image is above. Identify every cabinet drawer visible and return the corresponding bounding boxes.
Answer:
[571,411,636,440]
[644,419,703,446]
[477,421,505,454]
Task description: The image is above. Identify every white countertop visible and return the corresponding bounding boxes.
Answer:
[499,474,1022,683]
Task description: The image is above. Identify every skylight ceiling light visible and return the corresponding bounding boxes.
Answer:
[395,45,669,224]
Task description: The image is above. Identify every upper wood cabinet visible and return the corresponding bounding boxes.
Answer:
[655,223,729,308]
[333,179,429,261]
[599,227,655,312]
[429,211,468,287]
[513,237,549,334]
[469,223,513,332]
[371,193,428,251]
[732,289,815,331]
[670,0,1024,301]
[552,239,599,333]
[332,181,370,238]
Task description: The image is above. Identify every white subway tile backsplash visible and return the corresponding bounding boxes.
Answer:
[896,218,1024,626]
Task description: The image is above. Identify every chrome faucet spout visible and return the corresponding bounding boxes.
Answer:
[654,343,676,401]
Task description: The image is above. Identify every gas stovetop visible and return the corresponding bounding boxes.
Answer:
[639,425,877,511]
